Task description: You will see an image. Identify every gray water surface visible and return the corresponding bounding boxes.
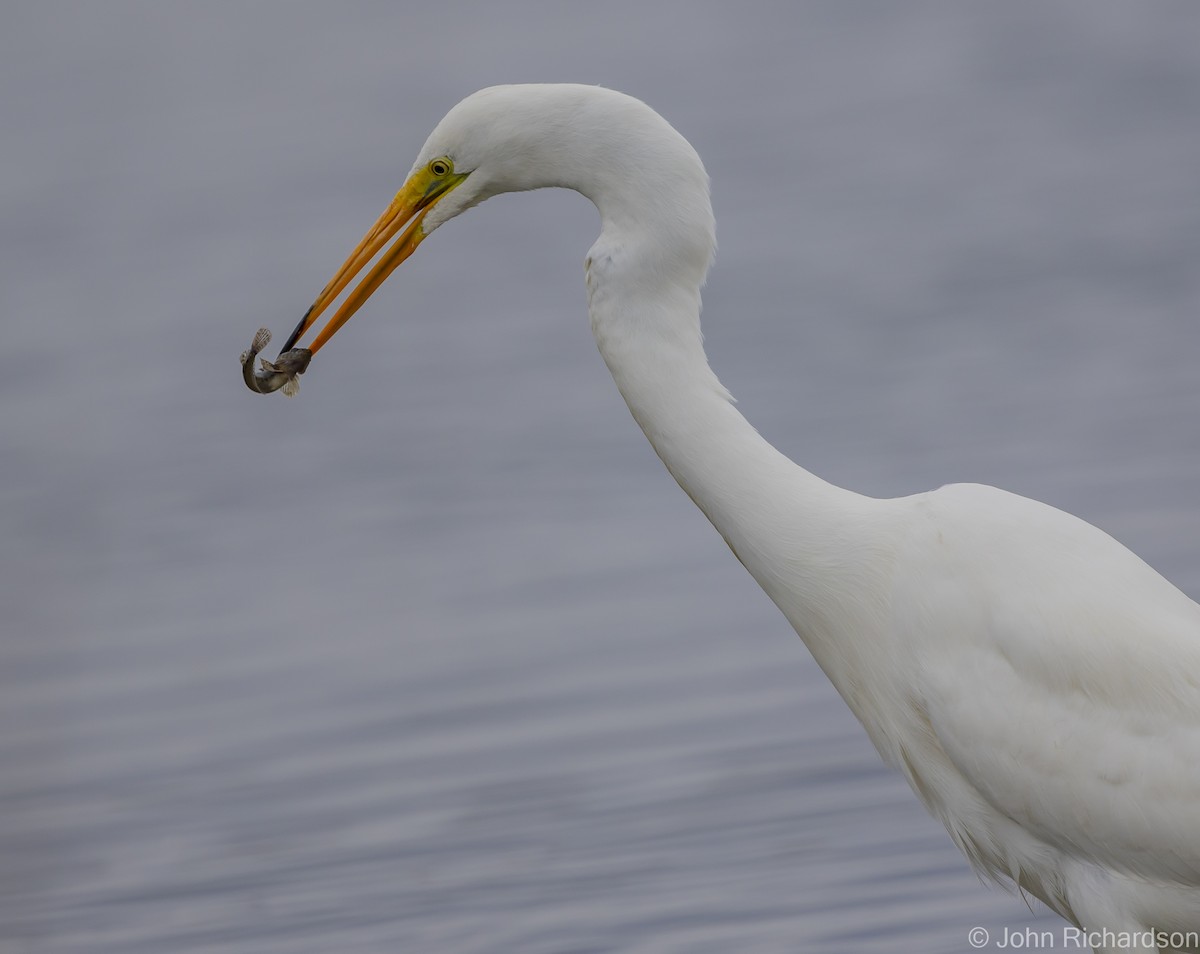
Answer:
[4,4,1200,952]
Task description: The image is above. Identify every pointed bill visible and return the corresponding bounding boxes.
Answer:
[280,164,467,356]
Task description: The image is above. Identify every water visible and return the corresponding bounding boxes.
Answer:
[3,4,1199,951]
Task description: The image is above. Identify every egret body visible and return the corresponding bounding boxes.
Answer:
[283,85,1200,951]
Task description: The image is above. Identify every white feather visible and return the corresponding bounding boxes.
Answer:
[380,85,1200,949]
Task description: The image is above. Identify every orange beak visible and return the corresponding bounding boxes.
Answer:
[280,164,467,356]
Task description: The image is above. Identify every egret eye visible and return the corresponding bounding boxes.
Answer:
[428,158,453,177]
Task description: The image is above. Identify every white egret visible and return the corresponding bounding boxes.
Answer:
[281,85,1200,950]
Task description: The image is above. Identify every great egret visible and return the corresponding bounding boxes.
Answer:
[280,85,1200,950]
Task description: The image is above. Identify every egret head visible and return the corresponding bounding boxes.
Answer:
[281,84,712,356]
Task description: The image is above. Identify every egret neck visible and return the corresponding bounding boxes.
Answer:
[584,220,892,731]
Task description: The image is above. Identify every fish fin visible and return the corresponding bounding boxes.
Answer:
[252,327,272,352]
[281,376,301,398]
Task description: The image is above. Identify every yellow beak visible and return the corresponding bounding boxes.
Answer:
[280,166,467,356]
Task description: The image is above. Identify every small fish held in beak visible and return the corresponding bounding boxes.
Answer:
[240,328,312,397]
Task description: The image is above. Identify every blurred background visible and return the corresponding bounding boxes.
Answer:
[3,3,1199,951]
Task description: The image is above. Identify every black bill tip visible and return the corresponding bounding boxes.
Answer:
[279,304,314,355]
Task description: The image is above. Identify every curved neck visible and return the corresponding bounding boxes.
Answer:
[584,231,888,705]
[587,252,847,558]
[468,85,897,725]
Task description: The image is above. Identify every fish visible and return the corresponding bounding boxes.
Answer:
[240,328,312,397]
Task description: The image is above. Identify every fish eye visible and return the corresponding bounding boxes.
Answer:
[428,157,453,177]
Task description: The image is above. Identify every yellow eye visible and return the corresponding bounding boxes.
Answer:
[428,157,453,177]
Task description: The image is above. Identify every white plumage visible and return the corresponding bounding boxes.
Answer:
[291,85,1200,951]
